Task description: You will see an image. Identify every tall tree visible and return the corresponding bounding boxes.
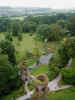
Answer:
[0,40,16,65]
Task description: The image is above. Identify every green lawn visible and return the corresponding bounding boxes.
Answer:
[0,33,5,41]
[48,87,75,100]
[32,64,48,76]
[13,34,43,62]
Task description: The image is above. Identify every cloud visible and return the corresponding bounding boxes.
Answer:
[0,0,75,9]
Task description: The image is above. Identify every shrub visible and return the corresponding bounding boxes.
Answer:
[62,67,75,85]
[48,55,60,80]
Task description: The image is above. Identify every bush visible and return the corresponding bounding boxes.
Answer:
[48,55,60,80]
[25,50,33,59]
[62,67,75,85]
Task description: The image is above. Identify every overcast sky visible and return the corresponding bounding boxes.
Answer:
[0,0,75,9]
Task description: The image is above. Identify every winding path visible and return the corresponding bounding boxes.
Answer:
[17,55,72,100]
[48,74,72,91]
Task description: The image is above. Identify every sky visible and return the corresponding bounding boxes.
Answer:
[0,0,75,9]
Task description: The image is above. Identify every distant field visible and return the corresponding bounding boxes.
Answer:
[11,16,26,20]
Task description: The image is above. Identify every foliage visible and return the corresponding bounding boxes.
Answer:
[0,54,21,96]
[0,18,11,32]
[36,24,51,40]
[67,15,75,36]
[0,40,16,64]
[48,24,63,41]
[62,67,75,85]
[58,37,75,67]
[23,22,37,33]
[5,32,13,41]
[25,50,33,59]
[61,59,75,85]
[48,55,60,80]
[11,20,22,36]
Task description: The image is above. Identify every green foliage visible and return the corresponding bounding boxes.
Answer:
[59,37,75,67]
[11,20,22,36]
[5,32,13,41]
[28,81,34,91]
[61,59,75,85]
[62,67,75,85]
[57,19,66,28]
[36,24,51,40]
[48,24,63,41]
[0,54,21,96]
[0,17,11,32]
[25,50,33,59]
[36,24,63,41]
[67,15,75,36]
[0,40,16,64]
[48,55,60,80]
[23,22,37,33]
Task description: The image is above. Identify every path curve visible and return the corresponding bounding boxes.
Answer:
[17,56,72,100]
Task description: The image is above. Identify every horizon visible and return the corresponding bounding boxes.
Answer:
[0,6,75,10]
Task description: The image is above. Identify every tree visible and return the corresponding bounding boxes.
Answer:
[5,32,13,41]
[58,37,75,67]
[23,22,37,33]
[36,24,51,40]
[48,55,60,80]
[0,40,16,65]
[0,54,21,96]
[57,19,66,28]
[11,21,22,36]
[67,15,75,36]
[48,24,63,41]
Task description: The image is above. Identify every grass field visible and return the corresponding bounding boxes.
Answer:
[32,64,48,75]
[48,87,75,100]
[13,34,43,62]
[0,33,43,62]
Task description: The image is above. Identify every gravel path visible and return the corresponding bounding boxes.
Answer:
[30,53,52,69]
